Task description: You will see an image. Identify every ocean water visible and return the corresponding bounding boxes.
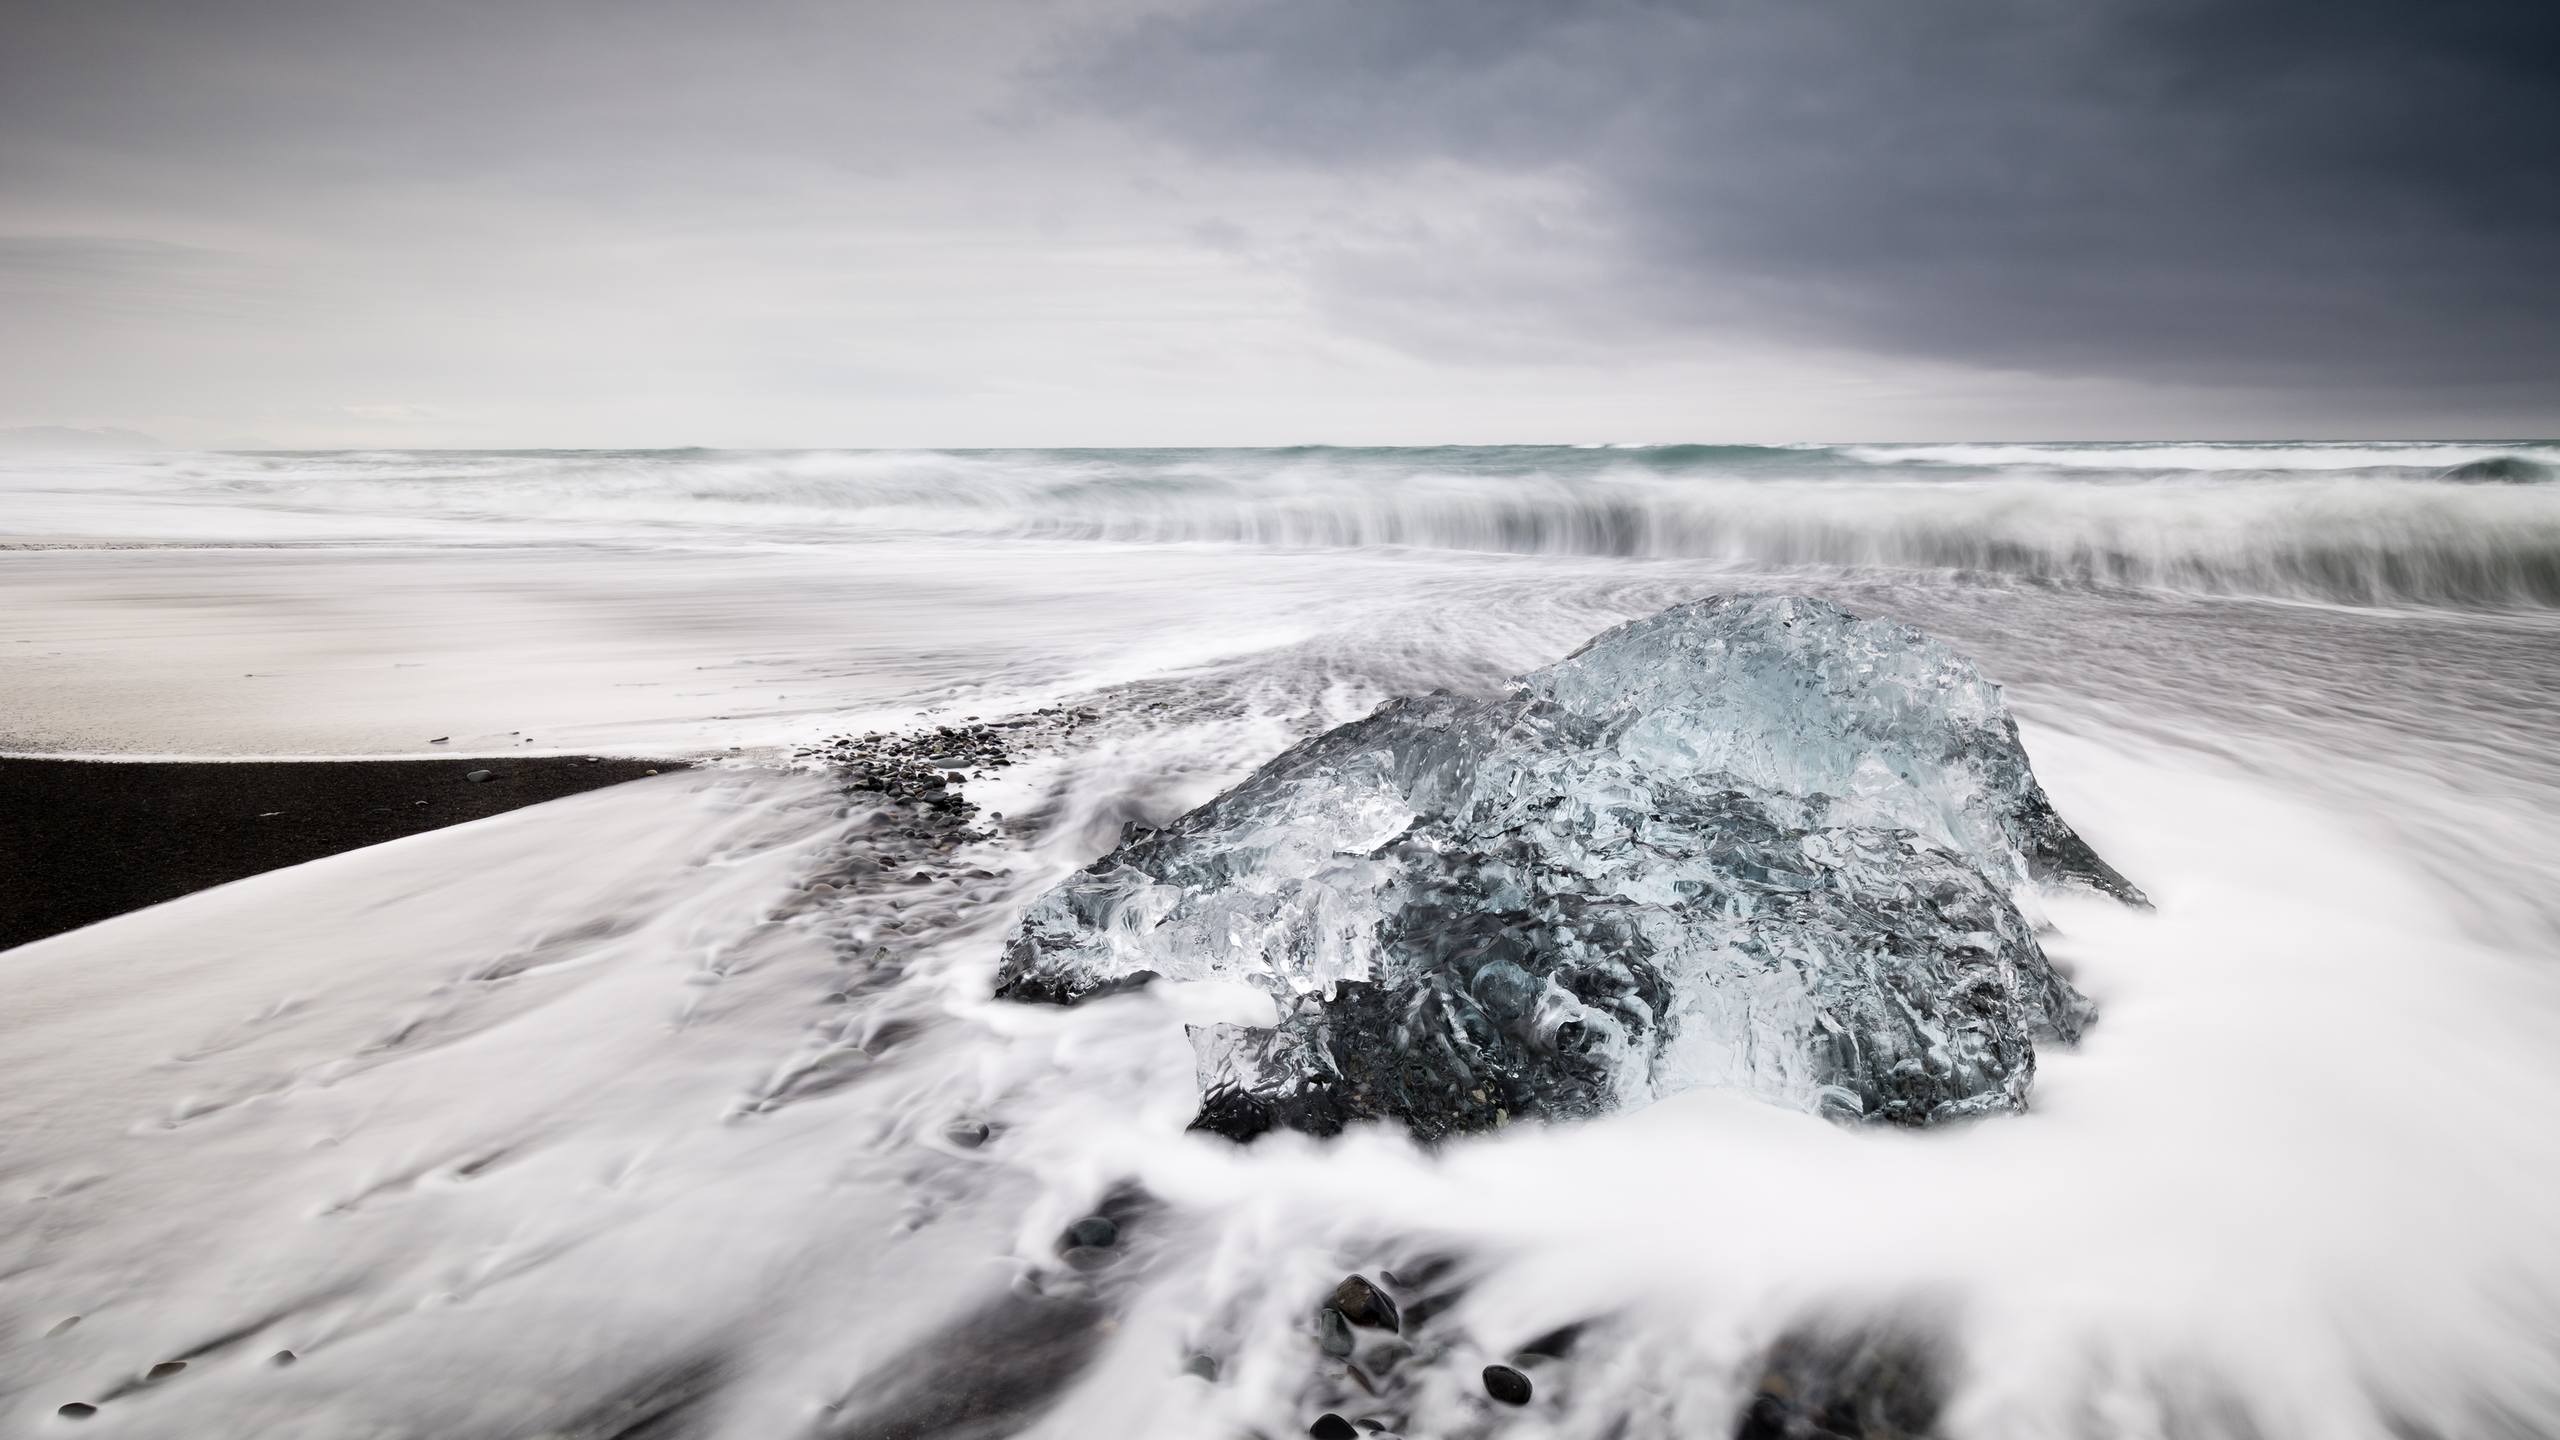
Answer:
[3,443,2559,1438]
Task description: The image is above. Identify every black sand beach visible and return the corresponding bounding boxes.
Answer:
[0,755,684,952]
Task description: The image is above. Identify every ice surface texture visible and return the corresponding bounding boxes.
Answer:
[998,595,2142,1138]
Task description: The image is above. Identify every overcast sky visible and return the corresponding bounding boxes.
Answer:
[4,0,2554,447]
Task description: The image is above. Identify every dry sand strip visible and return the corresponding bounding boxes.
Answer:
[0,755,686,952]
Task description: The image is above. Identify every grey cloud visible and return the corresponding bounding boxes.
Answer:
[3,0,2551,441]
[0,236,266,321]
[1057,0,2560,405]
[0,0,1063,208]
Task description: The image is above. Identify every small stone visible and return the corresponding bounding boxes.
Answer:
[270,1350,298,1366]
[1329,1274,1401,1331]
[944,1119,991,1148]
[45,1316,79,1338]
[1182,1353,1218,1381]
[1518,1322,1584,1359]
[1309,1414,1357,1440]
[1315,1307,1355,1357]
[1064,1215,1119,1250]
[1482,1363,1533,1405]
[465,769,495,783]
[145,1361,186,1381]
[58,1403,98,1419]
[428,736,448,744]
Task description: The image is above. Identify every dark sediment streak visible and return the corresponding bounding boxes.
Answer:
[0,755,684,952]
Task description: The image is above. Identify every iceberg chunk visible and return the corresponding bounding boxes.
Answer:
[998,595,2137,1138]
[1524,594,2145,904]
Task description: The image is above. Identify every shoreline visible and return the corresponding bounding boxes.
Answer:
[0,754,686,952]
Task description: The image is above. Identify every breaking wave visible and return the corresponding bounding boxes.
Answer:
[8,442,2560,609]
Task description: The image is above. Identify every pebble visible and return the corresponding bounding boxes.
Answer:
[1364,1338,1412,1374]
[944,1119,991,1148]
[1518,1322,1584,1359]
[1064,1214,1119,1250]
[1315,1307,1356,1357]
[145,1361,186,1381]
[1483,1363,1533,1405]
[58,1403,98,1419]
[270,1350,298,1366]
[1183,1353,1218,1381]
[465,769,495,783]
[1309,1413,1358,1440]
[1329,1274,1401,1331]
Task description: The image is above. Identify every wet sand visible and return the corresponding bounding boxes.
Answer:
[0,755,684,951]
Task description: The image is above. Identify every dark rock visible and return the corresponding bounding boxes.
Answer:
[1315,1307,1356,1358]
[270,1350,298,1366]
[465,769,496,783]
[1183,1353,1219,1381]
[999,968,1161,1008]
[1063,1215,1119,1251]
[945,1119,992,1148]
[1310,1413,1359,1440]
[428,736,448,744]
[1735,1322,1945,1440]
[1518,1321,1586,1359]
[58,1403,98,1419]
[145,1361,185,1381]
[1329,1275,1401,1332]
[1483,1364,1534,1405]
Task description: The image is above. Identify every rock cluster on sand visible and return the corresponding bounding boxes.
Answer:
[797,720,1017,817]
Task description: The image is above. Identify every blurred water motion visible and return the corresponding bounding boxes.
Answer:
[3,445,2558,1438]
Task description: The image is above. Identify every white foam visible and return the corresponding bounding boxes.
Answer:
[5,446,2557,1436]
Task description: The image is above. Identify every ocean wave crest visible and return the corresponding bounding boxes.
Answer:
[11,443,2560,610]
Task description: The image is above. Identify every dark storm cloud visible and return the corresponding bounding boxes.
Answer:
[1059,0,2560,401]
[4,0,2552,440]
